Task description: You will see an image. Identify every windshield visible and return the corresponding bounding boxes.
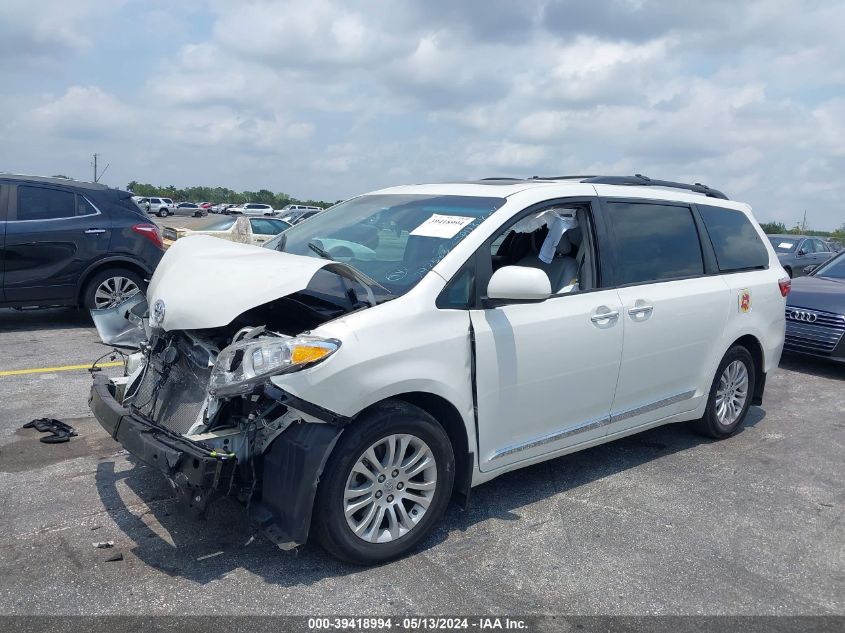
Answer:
[769,237,799,253]
[812,251,845,279]
[264,194,505,296]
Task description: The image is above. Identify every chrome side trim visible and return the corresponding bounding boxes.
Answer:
[610,389,696,424]
[488,389,696,462]
[490,415,612,461]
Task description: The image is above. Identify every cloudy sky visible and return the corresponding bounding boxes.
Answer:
[1,0,844,229]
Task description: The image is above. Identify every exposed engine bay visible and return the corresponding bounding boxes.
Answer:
[88,240,386,549]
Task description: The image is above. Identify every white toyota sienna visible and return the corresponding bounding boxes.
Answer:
[89,175,789,564]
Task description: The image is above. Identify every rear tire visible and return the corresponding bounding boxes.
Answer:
[693,345,756,439]
[158,208,169,218]
[82,267,145,310]
[313,400,455,565]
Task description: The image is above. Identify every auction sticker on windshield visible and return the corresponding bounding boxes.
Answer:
[410,214,475,239]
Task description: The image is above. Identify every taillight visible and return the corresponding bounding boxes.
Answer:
[778,277,791,297]
[132,223,163,249]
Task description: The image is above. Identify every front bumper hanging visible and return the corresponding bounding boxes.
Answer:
[89,374,236,512]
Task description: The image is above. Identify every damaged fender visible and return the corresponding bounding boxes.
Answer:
[250,420,344,550]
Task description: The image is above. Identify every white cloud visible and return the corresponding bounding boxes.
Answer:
[0,0,843,229]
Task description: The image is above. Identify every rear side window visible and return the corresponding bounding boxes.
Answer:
[605,202,704,285]
[17,186,76,220]
[77,195,97,216]
[698,205,768,272]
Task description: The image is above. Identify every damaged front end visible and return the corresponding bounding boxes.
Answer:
[88,236,379,549]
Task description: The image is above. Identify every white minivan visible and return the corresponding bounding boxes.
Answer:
[90,175,788,564]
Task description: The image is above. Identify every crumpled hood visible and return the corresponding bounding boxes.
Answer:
[147,235,335,331]
[787,275,845,315]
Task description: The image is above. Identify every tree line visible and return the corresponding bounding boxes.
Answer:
[126,181,338,209]
[759,221,845,242]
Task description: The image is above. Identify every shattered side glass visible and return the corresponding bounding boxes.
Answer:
[90,293,149,349]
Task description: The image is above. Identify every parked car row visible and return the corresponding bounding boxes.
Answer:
[161,216,290,248]
[132,197,210,218]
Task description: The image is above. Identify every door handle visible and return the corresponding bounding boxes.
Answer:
[84,228,106,234]
[628,304,654,318]
[590,309,619,324]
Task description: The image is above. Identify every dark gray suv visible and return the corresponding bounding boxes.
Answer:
[767,234,835,278]
[0,174,164,310]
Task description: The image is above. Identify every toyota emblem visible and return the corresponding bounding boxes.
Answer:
[152,299,166,325]
[787,309,817,323]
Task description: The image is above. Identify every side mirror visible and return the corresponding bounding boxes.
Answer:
[485,266,551,305]
[797,249,806,256]
[803,265,818,275]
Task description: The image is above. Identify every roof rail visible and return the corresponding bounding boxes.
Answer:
[582,174,729,200]
[529,175,598,180]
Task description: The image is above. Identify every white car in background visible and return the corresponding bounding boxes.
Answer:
[278,205,322,224]
[160,215,290,248]
[90,175,787,564]
[227,203,275,216]
[133,196,175,217]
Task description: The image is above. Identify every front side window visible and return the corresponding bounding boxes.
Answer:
[697,204,768,272]
[264,194,505,298]
[606,202,704,285]
[16,186,76,221]
[485,204,592,295]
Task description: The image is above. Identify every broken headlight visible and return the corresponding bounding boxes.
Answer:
[209,335,340,397]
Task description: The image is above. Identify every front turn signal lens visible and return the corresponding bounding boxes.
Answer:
[291,344,333,364]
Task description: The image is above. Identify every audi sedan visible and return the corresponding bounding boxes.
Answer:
[784,249,845,362]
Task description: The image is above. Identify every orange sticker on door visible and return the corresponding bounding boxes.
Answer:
[739,289,752,313]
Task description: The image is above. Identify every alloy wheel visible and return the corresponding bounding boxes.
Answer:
[715,359,749,426]
[344,434,438,544]
[93,276,140,309]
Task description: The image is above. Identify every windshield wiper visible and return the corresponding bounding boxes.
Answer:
[308,241,333,259]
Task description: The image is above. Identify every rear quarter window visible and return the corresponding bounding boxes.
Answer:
[698,205,769,272]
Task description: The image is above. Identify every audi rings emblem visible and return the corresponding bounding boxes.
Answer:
[787,309,818,323]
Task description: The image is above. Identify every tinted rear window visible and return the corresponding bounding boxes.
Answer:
[606,202,704,285]
[17,186,76,220]
[698,205,768,271]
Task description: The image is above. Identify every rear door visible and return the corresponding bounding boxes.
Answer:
[809,239,832,266]
[598,199,730,435]
[3,183,112,304]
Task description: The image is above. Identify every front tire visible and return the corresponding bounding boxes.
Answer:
[313,401,455,564]
[693,345,756,439]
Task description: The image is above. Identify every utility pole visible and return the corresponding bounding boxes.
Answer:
[801,209,807,234]
[92,153,110,183]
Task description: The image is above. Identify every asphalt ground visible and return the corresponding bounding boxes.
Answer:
[0,304,843,616]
